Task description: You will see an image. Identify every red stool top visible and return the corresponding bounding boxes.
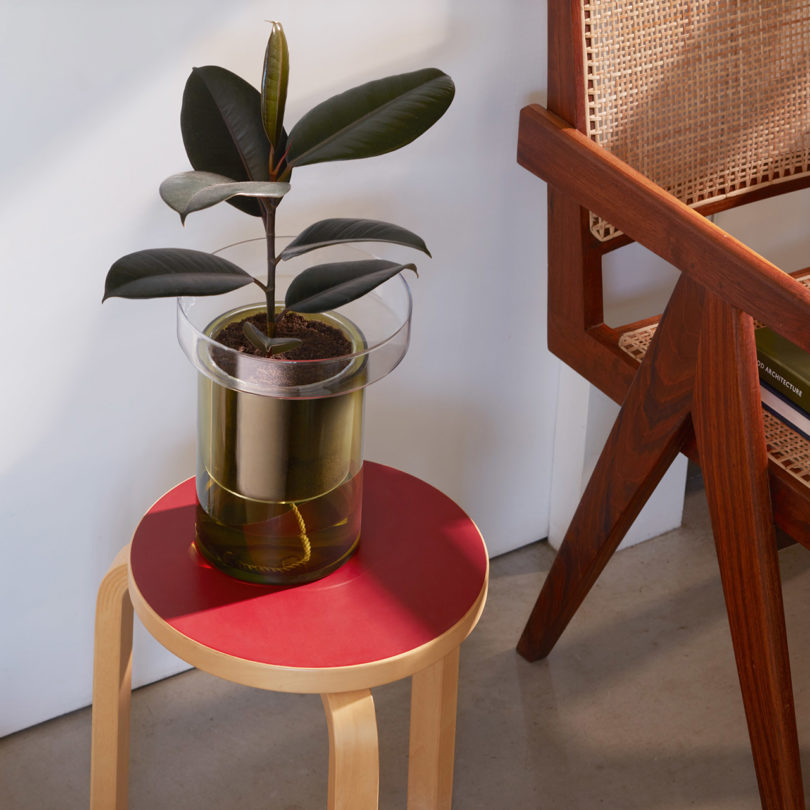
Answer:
[129,462,488,672]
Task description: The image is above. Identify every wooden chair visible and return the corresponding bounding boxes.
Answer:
[516,3,810,807]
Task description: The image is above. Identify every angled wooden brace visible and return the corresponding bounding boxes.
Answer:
[518,273,703,660]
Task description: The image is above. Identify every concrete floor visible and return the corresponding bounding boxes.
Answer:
[2,473,810,809]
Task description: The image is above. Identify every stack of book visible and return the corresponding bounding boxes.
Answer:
[757,326,810,439]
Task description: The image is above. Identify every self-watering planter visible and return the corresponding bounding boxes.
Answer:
[177,242,412,584]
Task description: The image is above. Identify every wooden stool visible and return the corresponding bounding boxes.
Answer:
[90,461,488,809]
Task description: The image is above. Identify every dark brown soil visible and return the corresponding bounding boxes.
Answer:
[215,311,352,360]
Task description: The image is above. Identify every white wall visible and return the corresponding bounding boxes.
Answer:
[0,1,555,735]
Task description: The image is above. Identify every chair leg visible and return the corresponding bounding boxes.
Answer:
[693,295,805,809]
[407,647,460,810]
[321,690,379,810]
[518,276,703,660]
[90,546,133,810]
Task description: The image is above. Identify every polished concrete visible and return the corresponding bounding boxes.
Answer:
[2,471,809,808]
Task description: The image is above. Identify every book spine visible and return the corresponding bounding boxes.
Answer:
[756,351,810,415]
[760,384,810,440]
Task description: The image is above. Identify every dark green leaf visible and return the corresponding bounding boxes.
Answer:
[279,218,430,260]
[286,68,454,167]
[181,66,270,216]
[159,171,290,223]
[103,248,254,300]
[285,259,416,313]
[261,22,289,154]
[243,320,302,355]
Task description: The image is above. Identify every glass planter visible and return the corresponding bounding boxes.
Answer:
[177,240,412,584]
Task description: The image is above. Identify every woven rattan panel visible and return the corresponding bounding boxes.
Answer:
[583,0,810,241]
[617,274,810,488]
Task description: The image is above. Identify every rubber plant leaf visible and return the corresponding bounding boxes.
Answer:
[279,218,431,260]
[285,68,455,168]
[284,259,416,313]
[261,22,289,156]
[160,171,290,223]
[103,248,254,300]
[242,320,301,356]
[180,66,271,216]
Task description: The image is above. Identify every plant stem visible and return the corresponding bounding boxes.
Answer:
[263,199,278,337]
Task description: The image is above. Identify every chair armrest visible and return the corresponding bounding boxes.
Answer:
[518,104,810,354]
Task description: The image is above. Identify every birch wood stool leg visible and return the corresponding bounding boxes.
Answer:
[407,646,460,810]
[90,546,134,810]
[321,689,380,810]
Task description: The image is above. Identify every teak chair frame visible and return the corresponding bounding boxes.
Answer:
[517,3,810,808]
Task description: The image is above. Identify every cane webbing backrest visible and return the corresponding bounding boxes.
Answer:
[583,0,810,241]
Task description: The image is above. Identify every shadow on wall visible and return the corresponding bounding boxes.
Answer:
[0,297,196,735]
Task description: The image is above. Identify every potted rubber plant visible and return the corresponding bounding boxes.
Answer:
[103,22,454,584]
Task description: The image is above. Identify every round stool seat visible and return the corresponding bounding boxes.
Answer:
[128,461,488,694]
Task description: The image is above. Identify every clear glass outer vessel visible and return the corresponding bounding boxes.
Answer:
[177,241,412,584]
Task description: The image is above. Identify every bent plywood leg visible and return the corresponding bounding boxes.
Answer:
[407,647,460,810]
[694,295,805,809]
[518,276,703,661]
[321,690,379,810]
[90,546,134,810]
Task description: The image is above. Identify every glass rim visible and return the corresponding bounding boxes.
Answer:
[176,274,412,365]
[175,241,414,398]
